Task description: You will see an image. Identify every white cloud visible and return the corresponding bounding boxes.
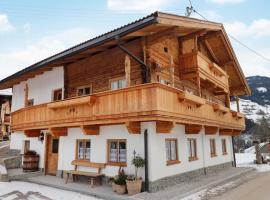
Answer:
[208,0,246,4]
[225,19,270,38]
[0,28,95,80]
[107,0,174,12]
[233,46,270,77]
[0,14,15,32]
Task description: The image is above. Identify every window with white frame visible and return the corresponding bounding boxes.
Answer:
[187,138,197,161]
[77,85,92,96]
[210,139,217,157]
[110,78,126,90]
[222,139,227,155]
[76,140,91,160]
[108,139,126,164]
[165,138,179,165]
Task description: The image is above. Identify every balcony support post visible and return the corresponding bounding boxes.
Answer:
[196,74,201,97]
[236,96,240,112]
[117,41,150,84]
[125,55,131,87]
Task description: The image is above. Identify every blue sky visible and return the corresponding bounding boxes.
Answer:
[1,0,270,82]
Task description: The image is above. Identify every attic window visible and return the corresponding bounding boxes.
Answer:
[164,47,168,53]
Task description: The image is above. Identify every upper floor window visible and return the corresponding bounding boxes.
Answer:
[53,89,62,101]
[157,75,170,85]
[188,138,197,161]
[76,139,91,161]
[107,139,126,165]
[26,99,34,107]
[222,139,227,155]
[210,139,217,157]
[165,138,179,165]
[77,85,92,96]
[110,77,126,90]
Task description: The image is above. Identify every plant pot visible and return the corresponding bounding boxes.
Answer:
[115,184,126,195]
[22,154,39,172]
[126,179,142,195]
[112,182,117,192]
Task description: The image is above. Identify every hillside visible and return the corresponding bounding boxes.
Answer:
[232,76,270,124]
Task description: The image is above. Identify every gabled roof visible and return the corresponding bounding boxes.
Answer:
[0,11,250,96]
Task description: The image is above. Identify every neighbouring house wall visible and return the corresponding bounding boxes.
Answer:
[12,67,64,112]
[10,132,45,168]
[147,123,233,182]
[58,125,145,178]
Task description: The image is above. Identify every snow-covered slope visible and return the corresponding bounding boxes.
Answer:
[231,99,270,122]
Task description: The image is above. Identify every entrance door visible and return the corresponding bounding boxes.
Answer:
[46,135,59,175]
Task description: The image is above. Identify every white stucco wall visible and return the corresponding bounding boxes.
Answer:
[12,67,64,112]
[10,122,234,181]
[147,123,234,182]
[10,132,45,168]
[58,125,145,178]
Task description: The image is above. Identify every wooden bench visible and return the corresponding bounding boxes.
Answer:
[65,160,106,187]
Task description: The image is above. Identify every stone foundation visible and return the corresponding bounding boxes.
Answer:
[149,162,233,192]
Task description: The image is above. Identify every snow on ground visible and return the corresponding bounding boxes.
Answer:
[244,142,267,153]
[231,99,270,122]
[0,181,100,200]
[256,87,267,93]
[0,164,7,175]
[236,153,270,172]
[180,181,236,200]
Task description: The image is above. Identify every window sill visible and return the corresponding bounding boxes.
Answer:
[107,162,127,167]
[189,157,199,162]
[211,154,217,158]
[166,160,181,166]
[222,152,228,155]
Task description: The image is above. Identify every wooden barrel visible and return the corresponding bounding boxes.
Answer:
[23,155,39,172]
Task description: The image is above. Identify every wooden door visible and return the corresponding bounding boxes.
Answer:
[45,135,59,175]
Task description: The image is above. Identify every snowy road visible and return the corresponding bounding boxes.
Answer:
[0,181,101,200]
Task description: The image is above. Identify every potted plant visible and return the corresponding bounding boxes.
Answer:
[113,168,127,195]
[126,152,145,195]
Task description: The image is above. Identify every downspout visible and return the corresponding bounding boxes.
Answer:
[116,42,150,83]
[144,129,149,192]
[232,136,236,167]
[201,128,207,175]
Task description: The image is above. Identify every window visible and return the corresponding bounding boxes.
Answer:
[77,85,92,96]
[165,139,179,165]
[210,139,217,157]
[222,139,227,155]
[53,89,62,101]
[52,139,59,154]
[107,139,126,165]
[157,75,170,85]
[26,99,34,107]
[22,140,30,154]
[76,140,91,160]
[110,78,126,90]
[187,138,197,161]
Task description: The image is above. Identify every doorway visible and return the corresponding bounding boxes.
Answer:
[45,135,59,175]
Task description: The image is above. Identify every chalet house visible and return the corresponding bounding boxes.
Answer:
[0,94,12,140]
[0,12,250,192]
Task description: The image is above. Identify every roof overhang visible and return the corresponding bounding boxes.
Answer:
[0,12,250,96]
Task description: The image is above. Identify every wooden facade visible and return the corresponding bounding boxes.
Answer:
[12,83,244,133]
[0,12,249,137]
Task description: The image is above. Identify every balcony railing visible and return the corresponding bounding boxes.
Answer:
[11,83,244,132]
[180,52,229,94]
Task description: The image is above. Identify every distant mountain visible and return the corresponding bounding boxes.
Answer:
[242,76,270,106]
[230,76,270,134]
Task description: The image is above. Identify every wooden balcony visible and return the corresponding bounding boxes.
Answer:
[180,52,229,94]
[11,83,244,133]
